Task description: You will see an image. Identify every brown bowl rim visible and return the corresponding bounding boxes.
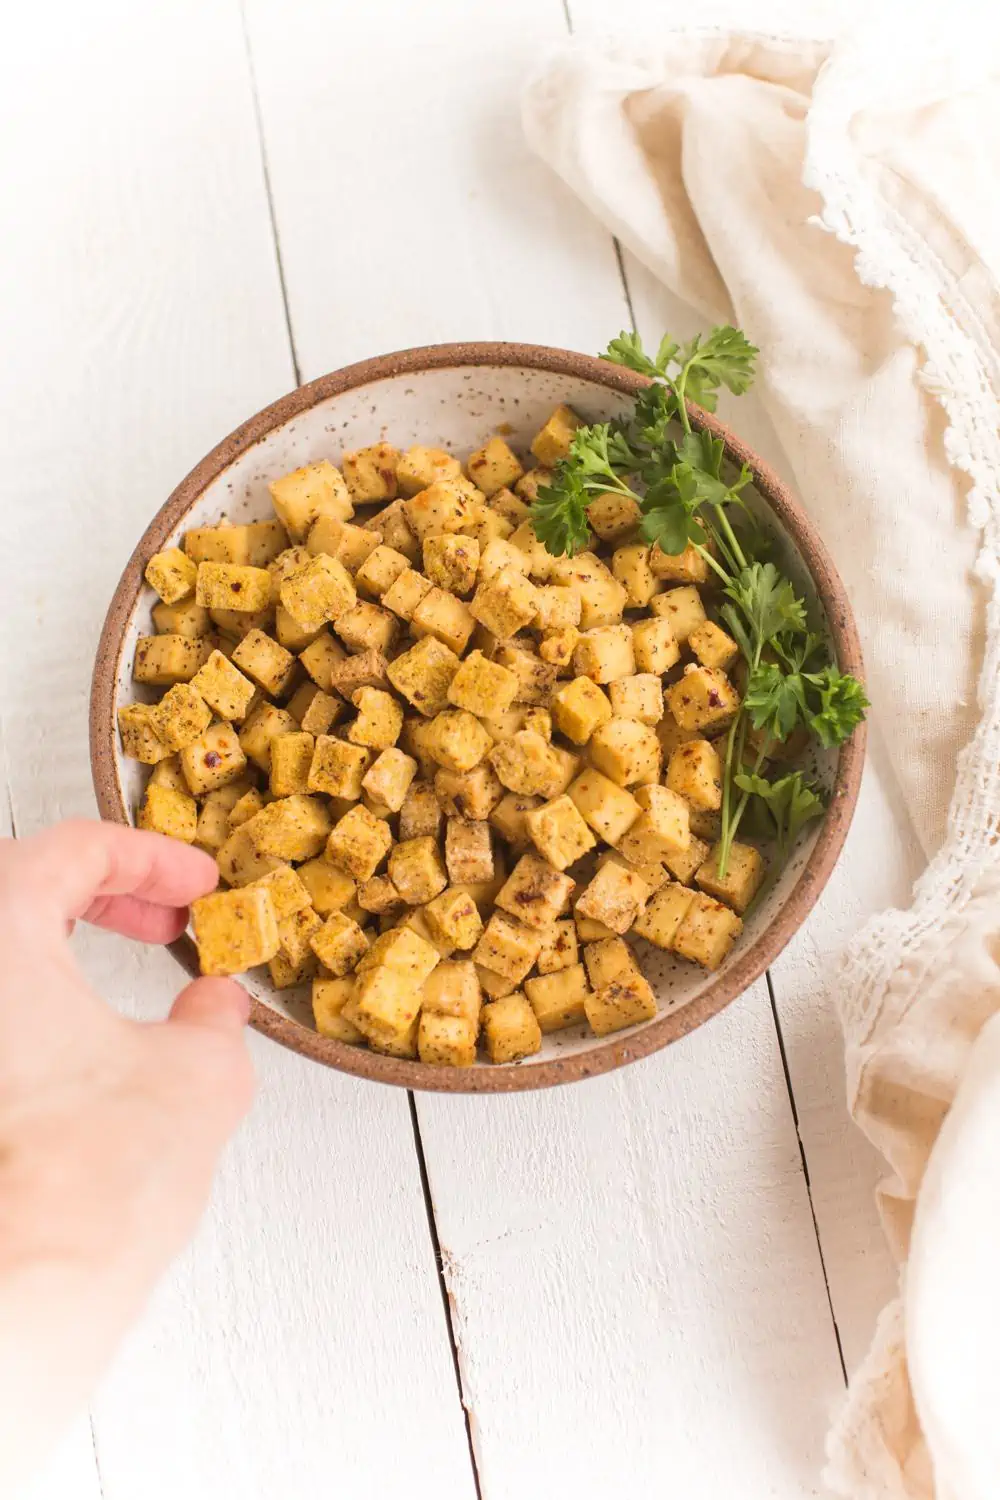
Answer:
[90,340,865,1093]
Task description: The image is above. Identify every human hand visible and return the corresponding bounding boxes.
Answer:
[0,820,256,1492]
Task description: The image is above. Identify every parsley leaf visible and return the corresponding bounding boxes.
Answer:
[529,469,591,557]
[723,563,807,651]
[734,770,826,862]
[802,667,870,748]
[678,327,759,410]
[604,331,674,380]
[744,662,807,741]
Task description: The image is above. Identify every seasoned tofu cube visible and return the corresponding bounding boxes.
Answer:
[181,721,248,794]
[191,650,257,722]
[650,584,707,643]
[552,677,612,744]
[268,732,315,796]
[425,710,492,773]
[145,547,197,604]
[649,541,710,583]
[473,911,543,982]
[195,563,272,613]
[574,910,617,942]
[366,1014,420,1059]
[531,403,582,467]
[297,857,357,916]
[672,892,743,969]
[617,785,690,866]
[491,644,557,706]
[312,976,365,1044]
[195,785,248,853]
[310,911,371,976]
[689,620,740,672]
[276,906,323,971]
[575,862,650,935]
[478,538,530,584]
[656,712,701,760]
[481,991,542,1062]
[236,703,296,774]
[246,864,311,923]
[342,443,400,504]
[298,632,347,690]
[334,601,399,656]
[381,567,434,623]
[463,507,512,549]
[364,497,419,562]
[358,875,404,916]
[470,570,539,639]
[396,444,462,496]
[539,637,576,684]
[149,755,189,793]
[582,936,641,991]
[118,701,170,764]
[609,674,663,726]
[138,783,197,842]
[307,516,382,575]
[308,735,371,799]
[400,717,438,779]
[573,624,635,685]
[215,821,282,887]
[533,585,582,632]
[487,487,529,530]
[523,795,596,872]
[667,739,723,811]
[524,964,590,1033]
[514,466,554,502]
[269,460,352,540]
[247,794,332,861]
[191,887,279,976]
[489,793,542,850]
[209,605,276,643]
[288,681,325,724]
[388,837,448,905]
[446,650,518,719]
[277,599,324,648]
[362,747,417,812]
[663,834,711,886]
[494,852,574,930]
[632,617,680,675]
[411,587,475,655]
[399,780,443,841]
[387,636,461,717]
[420,959,481,1023]
[280,554,357,632]
[404,478,474,540]
[567,769,641,845]
[329,649,390,699]
[587,493,642,543]
[467,436,524,496]
[187,519,288,568]
[444,817,494,885]
[423,535,479,597]
[667,664,740,732]
[355,544,412,598]
[232,628,296,697]
[536,919,578,975]
[553,553,626,629]
[590,718,661,787]
[228,788,267,828]
[424,888,484,951]
[418,1012,478,1067]
[476,964,520,1000]
[134,633,213,686]
[151,597,211,638]
[696,841,765,914]
[610,543,657,608]
[266,545,312,605]
[326,803,393,882]
[523,708,552,742]
[632,883,697,948]
[357,925,441,985]
[299,689,342,737]
[585,974,657,1036]
[489,730,558,797]
[347,687,404,751]
[600,848,669,894]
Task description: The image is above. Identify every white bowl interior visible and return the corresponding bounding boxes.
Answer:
[113,363,833,1065]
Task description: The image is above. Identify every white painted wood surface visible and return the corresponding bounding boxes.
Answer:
[1,1,906,1496]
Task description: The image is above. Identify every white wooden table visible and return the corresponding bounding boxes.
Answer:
[3,3,922,1496]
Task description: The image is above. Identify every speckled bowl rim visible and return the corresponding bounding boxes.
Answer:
[90,341,865,1093]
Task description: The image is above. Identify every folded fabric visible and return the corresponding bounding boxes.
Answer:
[524,8,1000,1496]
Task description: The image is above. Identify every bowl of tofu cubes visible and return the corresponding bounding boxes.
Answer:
[91,341,864,1092]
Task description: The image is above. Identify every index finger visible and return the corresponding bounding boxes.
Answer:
[4,820,220,919]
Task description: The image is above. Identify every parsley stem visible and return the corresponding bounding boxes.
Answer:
[693,543,729,585]
[674,366,693,434]
[712,503,747,572]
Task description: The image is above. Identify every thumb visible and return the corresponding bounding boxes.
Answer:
[169,976,251,1034]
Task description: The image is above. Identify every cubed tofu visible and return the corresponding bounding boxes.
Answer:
[552,553,626,629]
[488,730,558,797]
[151,597,212,638]
[298,632,347,690]
[247,794,332,861]
[228,788,266,828]
[191,887,279,976]
[467,436,524,496]
[396,444,463,496]
[364,498,419,562]
[310,911,371,976]
[666,664,741,732]
[195,783,250,853]
[362,747,417,812]
[632,883,697,949]
[209,605,276,643]
[573,624,635,685]
[494,852,574,930]
[523,708,552,742]
[423,534,479,597]
[185,519,289,568]
[358,925,442,985]
[610,543,658,608]
[473,911,544,984]
[354,965,423,1046]
[334,601,399,656]
[514,467,554,502]
[667,739,723,812]
[663,834,711,886]
[533,585,582,633]
[424,710,491,773]
[277,600,325,651]
[491,644,557,706]
[443,817,494,886]
[489,793,542,850]
[551,677,613,744]
[280,553,357,632]
[418,1012,478,1067]
[382,567,434,622]
[404,478,474,540]
[609,674,663,726]
[582,936,641,991]
[649,542,710,584]
[355,544,412,598]
[342,443,400,504]
[118,701,170,764]
[267,732,315,797]
[145,547,197,604]
[421,959,481,1024]
[266,545,311,604]
[600,848,669,894]
[347,687,403,751]
[446,650,518,719]
[148,754,189,793]
[134,633,213,686]
[524,963,590,1033]
[269,461,352,540]
[487,487,529,529]
[523,795,596,872]
[587,493,642,543]
[632,617,681,674]
[388,837,448,905]
[138,782,197,842]
[411,587,475,655]
[688,618,739,672]
[531,403,582,467]
[574,862,650,935]
[312,976,365,1043]
[357,876,404,916]
[650,584,707,643]
[367,1015,420,1059]
[567,769,640,845]
[246,864,311,923]
[399,781,443,841]
[584,974,657,1037]
[387,636,461,717]
[617,785,691,866]
[590,718,661,788]
[308,735,371,799]
[476,964,520,1000]
[328,649,390,699]
[672,891,743,969]
[479,538,530,584]
[276,906,323,971]
[180,721,248,794]
[470,570,539,639]
[424,887,484,951]
[536,919,578,975]
[231,628,296,697]
[326,803,393,882]
[574,910,617,942]
[299,689,342,737]
[195,562,272,613]
[297,857,357,916]
[307,517,382,574]
[481,991,542,1062]
[695,841,765,914]
[191,650,256,722]
[235,699,296,773]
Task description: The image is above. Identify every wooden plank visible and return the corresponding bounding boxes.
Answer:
[0,4,475,1497]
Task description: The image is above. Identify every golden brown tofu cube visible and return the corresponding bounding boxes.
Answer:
[247,794,332,861]
[230,629,296,698]
[524,963,590,1033]
[246,864,311,923]
[191,886,279,976]
[553,553,626,629]
[488,792,541,850]
[118,701,170,764]
[215,824,282,887]
[269,461,352,541]
[362,747,417,813]
[434,760,504,824]
[584,974,657,1037]
[672,892,743,969]
[494,852,574,930]
[536,919,578,975]
[310,910,371,977]
[329,649,390,699]
[481,991,542,1063]
[421,959,481,1023]
[326,803,393,882]
[145,547,197,604]
[403,478,474,540]
[531,403,582,467]
[632,883,697,949]
[357,875,404,916]
[195,783,249,853]
[695,841,765,915]
[446,651,518,719]
[663,834,711,886]
[297,857,357,916]
[609,675,663,727]
[473,911,543,983]
[364,497,419,561]
[666,664,740,733]
[180,721,248,795]
[191,520,289,568]
[298,632,347,690]
[599,849,669,895]
[312,976,365,1044]
[381,567,434,622]
[422,535,479,597]
[586,493,642,545]
[666,739,723,812]
[307,516,382,574]
[475,964,519,1000]
[347,687,403,752]
[276,906,323,972]
[396,444,462,497]
[632,617,681,674]
[488,730,560,797]
[424,710,491,774]
[650,584,707,643]
[195,562,272,613]
[134,633,213,686]
[387,636,461,717]
[388,837,448,906]
[280,553,357,632]
[418,1012,478,1067]
[355,544,412,598]
[265,544,312,603]
[399,780,444,842]
[353,963,422,1041]
[470,570,539,640]
[148,754,189,793]
[266,732,315,797]
[575,862,650,935]
[424,888,483,951]
[152,597,212,639]
[590,719,661,788]
[444,817,494,886]
[367,1014,420,1060]
[491,644,557,707]
[138,783,197,842]
[582,936,641,991]
[514,467,554,502]
[289,685,339,736]
[617,785,691,865]
[649,541,711,584]
[566,769,640,845]
[523,795,596,872]
[191,650,256,722]
[478,538,530,584]
[238,701,298,772]
[411,588,475,656]
[467,436,524,497]
[150,684,212,753]
[333,601,399,657]
[689,620,739,672]
[277,601,324,651]
[209,604,277,643]
[228,788,266,828]
[552,677,613,744]
[342,443,400,504]
[308,735,371,799]
[573,624,635,685]
[610,543,657,608]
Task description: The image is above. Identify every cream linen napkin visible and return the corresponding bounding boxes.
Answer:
[524,8,1000,1497]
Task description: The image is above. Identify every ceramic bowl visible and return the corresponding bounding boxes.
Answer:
[90,343,865,1092]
